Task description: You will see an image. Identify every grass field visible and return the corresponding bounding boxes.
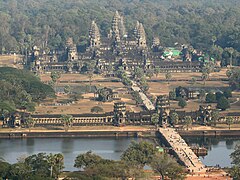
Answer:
[0,55,23,68]
[37,69,238,115]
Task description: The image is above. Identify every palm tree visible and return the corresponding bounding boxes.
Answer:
[61,114,73,132]
[226,117,234,130]
[165,72,172,84]
[184,116,192,130]
[201,72,208,85]
[170,112,179,126]
[151,113,159,126]
[48,153,64,178]
[25,116,35,132]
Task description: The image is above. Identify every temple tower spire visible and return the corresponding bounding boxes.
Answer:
[137,23,147,48]
[89,20,101,48]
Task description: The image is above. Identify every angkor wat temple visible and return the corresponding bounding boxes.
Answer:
[29,11,202,74]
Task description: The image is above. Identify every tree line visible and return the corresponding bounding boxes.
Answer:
[0,141,186,180]
[0,67,54,115]
[0,0,240,64]
[1,140,240,179]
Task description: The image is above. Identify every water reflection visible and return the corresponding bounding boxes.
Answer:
[183,136,240,168]
[0,137,137,171]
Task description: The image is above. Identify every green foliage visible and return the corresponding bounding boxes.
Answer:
[131,91,143,105]
[0,160,10,179]
[61,114,73,131]
[205,92,216,103]
[151,113,159,125]
[146,69,154,79]
[169,90,176,100]
[217,96,230,110]
[227,68,240,90]
[0,67,54,113]
[91,106,104,113]
[178,98,187,108]
[165,72,172,84]
[184,116,192,130]
[50,72,61,84]
[226,117,234,130]
[216,92,224,101]
[5,153,62,180]
[211,110,220,126]
[230,144,240,179]
[121,141,157,168]
[133,67,144,81]
[0,0,239,56]
[170,112,179,125]
[64,85,71,94]
[74,151,103,170]
[150,153,185,180]
[223,89,232,98]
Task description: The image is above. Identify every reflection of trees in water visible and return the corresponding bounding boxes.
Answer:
[61,138,74,153]
[226,139,234,149]
[184,136,240,151]
[26,138,35,154]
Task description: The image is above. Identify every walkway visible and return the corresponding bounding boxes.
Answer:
[131,81,155,111]
[159,127,206,173]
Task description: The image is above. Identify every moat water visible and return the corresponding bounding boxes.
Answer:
[0,136,239,171]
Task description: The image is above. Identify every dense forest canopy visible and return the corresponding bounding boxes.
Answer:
[0,67,55,113]
[0,0,240,53]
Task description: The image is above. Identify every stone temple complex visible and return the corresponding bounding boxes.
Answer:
[29,11,202,74]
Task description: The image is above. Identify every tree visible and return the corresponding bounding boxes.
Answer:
[216,92,224,101]
[226,116,234,130]
[184,116,192,130]
[47,153,64,178]
[190,77,196,85]
[0,159,10,179]
[169,91,176,100]
[50,71,61,85]
[24,153,50,177]
[226,69,233,79]
[223,89,232,98]
[133,67,144,81]
[64,85,71,94]
[25,116,35,132]
[205,92,216,103]
[230,144,240,179]
[61,114,73,132]
[199,89,206,102]
[87,71,94,92]
[151,113,159,125]
[74,151,102,170]
[165,72,172,84]
[154,67,161,77]
[146,69,154,80]
[91,106,103,113]
[178,98,187,108]
[150,153,185,180]
[121,141,157,168]
[217,96,230,110]
[201,71,208,85]
[170,112,179,125]
[211,110,219,126]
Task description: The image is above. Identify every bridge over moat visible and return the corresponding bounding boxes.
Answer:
[158,127,206,173]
